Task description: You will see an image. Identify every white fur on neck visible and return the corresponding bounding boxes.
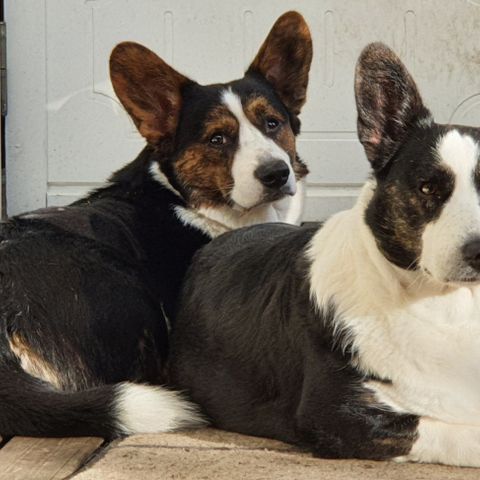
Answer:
[175,179,305,238]
[310,181,411,317]
[149,162,182,198]
[278,178,306,225]
[150,157,305,238]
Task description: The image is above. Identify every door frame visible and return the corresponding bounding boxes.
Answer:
[4,0,47,217]
[0,0,5,219]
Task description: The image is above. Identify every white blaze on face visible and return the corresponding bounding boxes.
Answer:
[222,89,296,209]
[421,130,480,282]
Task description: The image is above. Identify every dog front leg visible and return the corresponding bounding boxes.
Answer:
[293,371,419,460]
[394,417,480,467]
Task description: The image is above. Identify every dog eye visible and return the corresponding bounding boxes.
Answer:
[265,118,280,132]
[420,182,436,195]
[209,133,226,146]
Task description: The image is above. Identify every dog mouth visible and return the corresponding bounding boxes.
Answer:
[421,267,480,286]
[443,270,480,286]
[446,276,480,285]
[264,187,293,202]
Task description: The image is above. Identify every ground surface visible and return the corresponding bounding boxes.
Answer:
[72,429,479,480]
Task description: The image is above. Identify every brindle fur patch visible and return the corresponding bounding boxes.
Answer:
[367,182,427,269]
[366,161,455,270]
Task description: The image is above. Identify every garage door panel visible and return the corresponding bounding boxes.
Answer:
[6,0,480,221]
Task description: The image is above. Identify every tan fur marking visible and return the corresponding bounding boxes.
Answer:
[175,90,309,208]
[201,106,238,142]
[244,97,294,157]
[244,96,286,124]
[174,106,239,208]
[9,333,62,389]
[175,146,235,208]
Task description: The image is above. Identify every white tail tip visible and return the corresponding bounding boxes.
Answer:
[115,383,206,434]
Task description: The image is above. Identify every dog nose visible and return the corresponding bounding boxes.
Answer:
[462,238,480,270]
[254,160,290,189]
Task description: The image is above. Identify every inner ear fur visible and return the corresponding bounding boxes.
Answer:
[355,42,432,172]
[110,42,192,146]
[247,11,313,117]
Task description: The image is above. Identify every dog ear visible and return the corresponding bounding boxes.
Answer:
[110,42,192,146]
[247,11,313,116]
[355,42,432,173]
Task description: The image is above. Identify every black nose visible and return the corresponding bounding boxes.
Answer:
[462,238,480,270]
[254,160,290,189]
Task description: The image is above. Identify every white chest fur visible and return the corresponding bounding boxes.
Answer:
[308,184,480,426]
[355,288,480,425]
[308,184,480,467]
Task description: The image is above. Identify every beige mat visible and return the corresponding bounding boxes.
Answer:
[73,428,479,480]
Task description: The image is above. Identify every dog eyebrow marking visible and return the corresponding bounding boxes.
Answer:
[221,88,290,164]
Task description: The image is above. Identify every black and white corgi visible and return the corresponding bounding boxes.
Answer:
[170,43,480,467]
[0,12,312,438]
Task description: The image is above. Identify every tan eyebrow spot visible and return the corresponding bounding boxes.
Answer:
[243,96,298,168]
[244,96,286,124]
[201,106,239,142]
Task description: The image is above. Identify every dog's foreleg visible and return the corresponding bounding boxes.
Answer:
[394,417,480,467]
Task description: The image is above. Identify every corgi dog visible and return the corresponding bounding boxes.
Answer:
[171,42,480,468]
[0,12,312,438]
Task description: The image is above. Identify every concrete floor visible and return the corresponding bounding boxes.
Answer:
[73,428,479,480]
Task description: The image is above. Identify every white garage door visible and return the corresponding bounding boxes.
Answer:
[5,0,480,220]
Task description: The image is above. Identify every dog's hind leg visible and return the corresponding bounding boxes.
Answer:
[0,233,169,391]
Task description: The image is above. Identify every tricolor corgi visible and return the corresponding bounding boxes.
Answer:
[0,11,312,438]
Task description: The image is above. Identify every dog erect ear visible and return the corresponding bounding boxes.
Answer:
[110,42,192,146]
[355,43,432,172]
[247,11,313,116]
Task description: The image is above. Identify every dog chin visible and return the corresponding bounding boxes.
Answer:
[230,177,297,211]
[235,193,290,212]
